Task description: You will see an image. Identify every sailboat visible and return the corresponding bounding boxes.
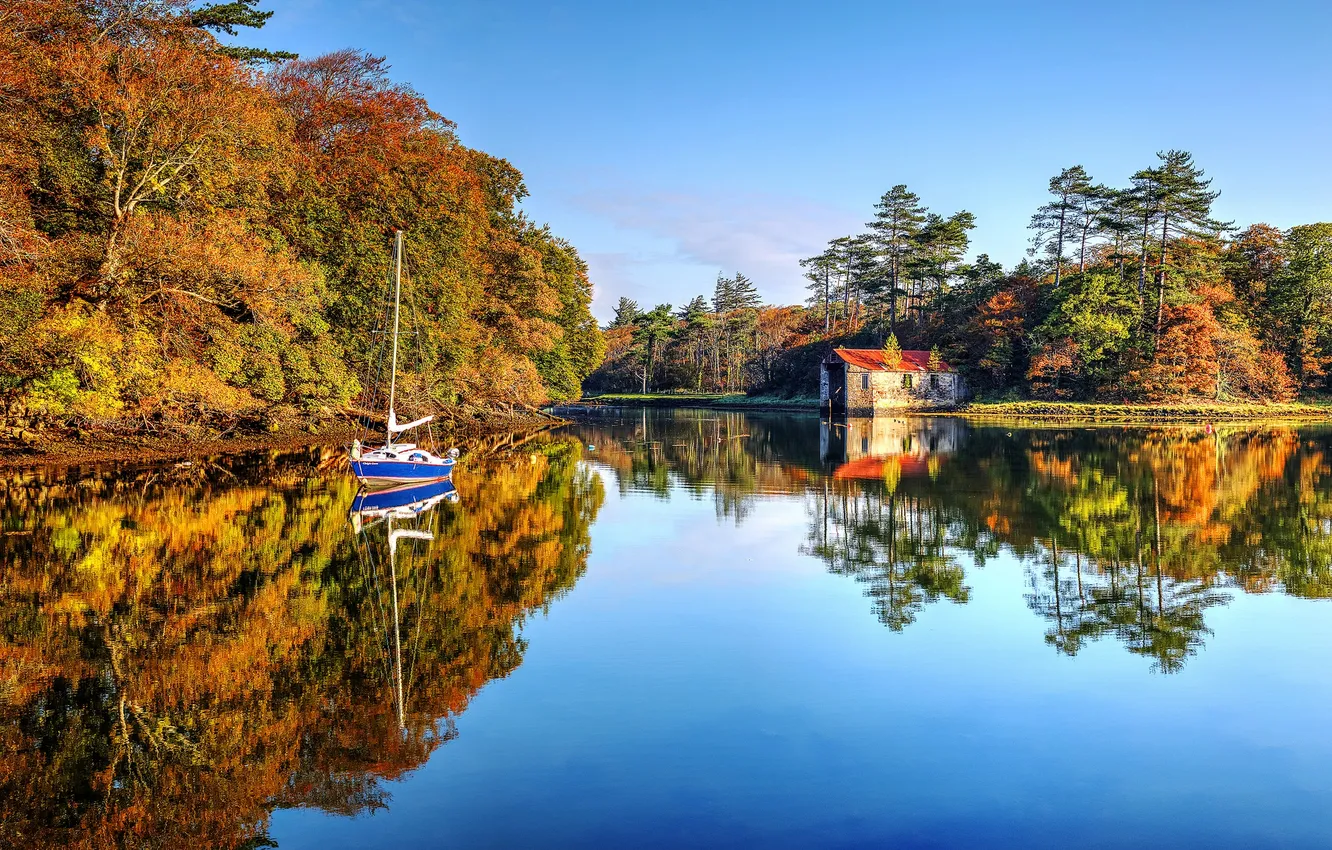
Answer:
[350,230,458,487]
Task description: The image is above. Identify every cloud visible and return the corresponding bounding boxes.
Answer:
[574,189,862,317]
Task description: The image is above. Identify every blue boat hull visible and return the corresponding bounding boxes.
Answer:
[350,458,454,486]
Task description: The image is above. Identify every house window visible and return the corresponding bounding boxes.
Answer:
[930,374,938,388]
[861,373,870,390]
[861,436,869,453]
[902,374,913,389]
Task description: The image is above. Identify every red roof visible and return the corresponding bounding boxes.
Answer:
[830,348,953,372]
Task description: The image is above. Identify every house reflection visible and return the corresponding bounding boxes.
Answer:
[820,416,964,479]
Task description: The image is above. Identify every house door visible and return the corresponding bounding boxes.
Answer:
[825,363,846,414]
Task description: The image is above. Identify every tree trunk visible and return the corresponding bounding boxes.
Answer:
[1054,203,1067,288]
[889,256,898,333]
[1156,214,1169,337]
[1138,212,1151,311]
[842,270,851,330]
[1078,215,1090,274]
[823,267,830,333]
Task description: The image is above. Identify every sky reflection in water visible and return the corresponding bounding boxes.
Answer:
[3,412,1332,848]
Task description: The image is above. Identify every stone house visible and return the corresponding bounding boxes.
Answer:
[820,347,966,415]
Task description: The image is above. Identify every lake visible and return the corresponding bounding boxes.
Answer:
[3,410,1332,848]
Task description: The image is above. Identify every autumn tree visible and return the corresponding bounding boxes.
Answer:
[1,0,603,431]
[1030,272,1137,396]
[67,13,285,295]
[968,289,1026,390]
[1224,223,1284,307]
[882,332,902,369]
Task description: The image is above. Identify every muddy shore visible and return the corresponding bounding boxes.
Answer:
[0,412,565,471]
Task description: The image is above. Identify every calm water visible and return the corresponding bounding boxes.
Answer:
[3,411,1332,849]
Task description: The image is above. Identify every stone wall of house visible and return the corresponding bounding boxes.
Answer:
[842,366,877,415]
[822,360,968,414]
[875,370,964,408]
[841,367,965,414]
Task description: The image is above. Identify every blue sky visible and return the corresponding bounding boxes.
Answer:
[235,0,1332,320]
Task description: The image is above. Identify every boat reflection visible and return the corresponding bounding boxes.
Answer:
[349,478,462,731]
[350,477,460,531]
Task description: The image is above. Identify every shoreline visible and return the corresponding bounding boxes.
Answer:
[569,395,1332,423]
[567,395,821,413]
[0,412,566,471]
[938,400,1332,424]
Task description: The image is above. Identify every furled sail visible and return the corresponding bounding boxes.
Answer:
[387,408,434,435]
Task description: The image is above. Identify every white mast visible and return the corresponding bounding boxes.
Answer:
[387,229,403,446]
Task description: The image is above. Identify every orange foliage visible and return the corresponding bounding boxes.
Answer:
[1027,337,1079,398]
[1132,302,1220,399]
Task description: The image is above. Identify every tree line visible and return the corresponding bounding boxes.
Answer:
[0,0,604,438]
[586,272,816,394]
[589,151,1332,402]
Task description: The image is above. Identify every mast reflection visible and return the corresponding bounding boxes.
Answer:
[349,479,460,731]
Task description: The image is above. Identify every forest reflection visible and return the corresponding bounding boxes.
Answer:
[0,438,602,849]
[575,410,1332,672]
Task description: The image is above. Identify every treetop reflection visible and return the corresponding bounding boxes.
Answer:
[573,411,1332,670]
[0,438,603,849]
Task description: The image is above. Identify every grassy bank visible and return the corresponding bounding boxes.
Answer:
[949,400,1332,423]
[574,394,1332,423]
[576,393,821,411]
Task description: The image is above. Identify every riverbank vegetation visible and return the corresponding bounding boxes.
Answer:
[587,155,1331,407]
[0,0,603,446]
[948,400,1332,422]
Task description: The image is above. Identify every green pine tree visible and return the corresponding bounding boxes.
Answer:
[190,0,298,63]
[608,297,641,329]
[868,185,927,332]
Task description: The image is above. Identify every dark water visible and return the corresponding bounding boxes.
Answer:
[3,411,1332,848]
